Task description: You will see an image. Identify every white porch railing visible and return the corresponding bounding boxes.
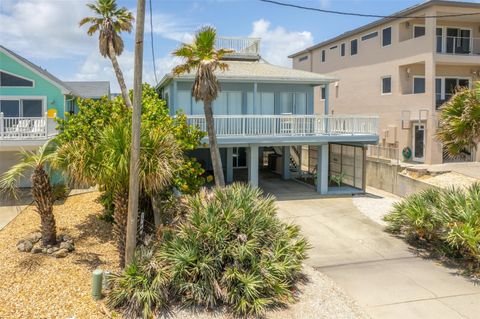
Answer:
[0,113,51,140]
[216,37,260,56]
[186,115,378,137]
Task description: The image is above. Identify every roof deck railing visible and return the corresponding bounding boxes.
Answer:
[216,37,261,58]
[0,113,57,140]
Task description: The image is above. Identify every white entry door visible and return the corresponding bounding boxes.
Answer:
[412,123,426,162]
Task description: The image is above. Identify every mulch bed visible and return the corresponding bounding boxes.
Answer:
[0,191,118,319]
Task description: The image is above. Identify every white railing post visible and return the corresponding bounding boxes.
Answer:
[0,112,3,139]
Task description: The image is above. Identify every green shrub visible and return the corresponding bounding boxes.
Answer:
[384,184,480,267]
[161,184,309,316]
[107,184,309,318]
[52,183,68,201]
[107,245,170,319]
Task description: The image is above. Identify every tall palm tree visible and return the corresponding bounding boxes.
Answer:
[436,81,480,159]
[80,0,134,109]
[57,122,182,267]
[172,26,233,188]
[0,141,58,246]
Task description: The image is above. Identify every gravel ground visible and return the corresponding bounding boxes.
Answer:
[352,188,400,227]
[1,191,368,319]
[166,265,369,319]
[417,171,478,189]
[0,191,119,319]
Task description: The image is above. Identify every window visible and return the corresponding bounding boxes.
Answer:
[436,28,443,53]
[381,76,392,94]
[213,91,242,115]
[435,77,470,108]
[361,31,378,41]
[340,43,345,56]
[177,90,191,113]
[280,92,307,114]
[0,71,34,87]
[0,98,44,117]
[382,27,392,46]
[350,39,358,55]
[321,86,326,100]
[321,50,326,62]
[414,25,425,38]
[247,92,275,115]
[413,77,425,94]
[299,55,308,62]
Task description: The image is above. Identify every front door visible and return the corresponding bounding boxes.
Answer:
[412,123,425,162]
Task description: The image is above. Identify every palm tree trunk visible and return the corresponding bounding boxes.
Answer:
[113,190,129,268]
[108,40,133,109]
[204,100,225,187]
[31,166,56,246]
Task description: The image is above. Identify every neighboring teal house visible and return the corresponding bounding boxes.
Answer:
[157,37,379,195]
[0,45,110,186]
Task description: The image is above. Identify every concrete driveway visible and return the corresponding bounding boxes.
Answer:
[262,179,480,319]
[0,190,32,230]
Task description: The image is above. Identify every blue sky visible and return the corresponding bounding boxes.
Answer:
[1,0,478,92]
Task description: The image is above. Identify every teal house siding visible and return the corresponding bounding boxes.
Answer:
[0,51,67,119]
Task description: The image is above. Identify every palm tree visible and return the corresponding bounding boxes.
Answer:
[80,0,134,109]
[436,81,480,159]
[172,26,233,188]
[57,122,182,267]
[0,141,58,246]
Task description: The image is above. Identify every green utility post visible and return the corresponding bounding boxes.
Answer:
[92,269,103,300]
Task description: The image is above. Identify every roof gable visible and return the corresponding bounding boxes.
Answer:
[0,45,72,94]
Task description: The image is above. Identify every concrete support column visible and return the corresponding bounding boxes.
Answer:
[282,146,291,180]
[226,147,234,183]
[316,144,329,194]
[248,145,259,188]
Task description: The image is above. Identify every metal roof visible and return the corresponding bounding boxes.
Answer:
[289,0,480,58]
[64,81,111,98]
[157,58,338,88]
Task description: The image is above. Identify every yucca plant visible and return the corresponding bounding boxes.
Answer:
[159,184,309,316]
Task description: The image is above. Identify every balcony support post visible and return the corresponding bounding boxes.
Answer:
[0,112,3,139]
[248,145,259,188]
[282,146,291,180]
[226,147,234,184]
[316,143,329,195]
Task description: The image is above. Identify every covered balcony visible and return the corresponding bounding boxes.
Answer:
[0,113,57,149]
[186,114,379,145]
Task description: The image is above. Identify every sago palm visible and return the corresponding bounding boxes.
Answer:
[436,81,480,159]
[80,0,134,108]
[57,122,182,267]
[0,140,58,246]
[172,26,233,187]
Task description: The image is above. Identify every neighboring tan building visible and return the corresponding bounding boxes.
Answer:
[290,0,480,164]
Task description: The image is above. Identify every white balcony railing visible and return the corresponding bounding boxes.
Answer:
[0,113,52,140]
[186,115,378,137]
[436,36,480,55]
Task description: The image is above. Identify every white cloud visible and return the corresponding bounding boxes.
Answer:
[319,0,332,8]
[0,0,96,59]
[73,50,180,93]
[250,19,313,67]
[146,13,194,44]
